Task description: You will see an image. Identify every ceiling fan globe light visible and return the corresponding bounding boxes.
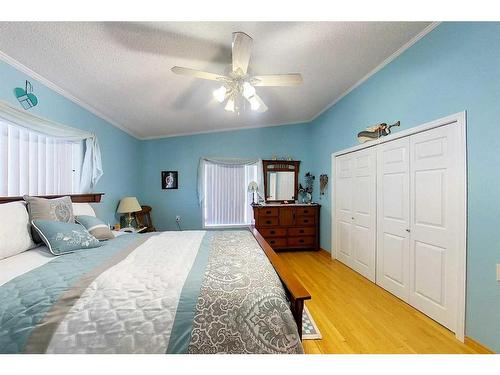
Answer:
[249,96,261,111]
[225,98,235,112]
[242,82,256,99]
[213,86,227,103]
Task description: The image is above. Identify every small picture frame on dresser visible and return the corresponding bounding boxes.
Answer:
[161,171,178,189]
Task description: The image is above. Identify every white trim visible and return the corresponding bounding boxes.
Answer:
[331,111,467,342]
[0,49,139,139]
[332,111,466,157]
[310,22,440,123]
[455,110,467,342]
[141,119,310,140]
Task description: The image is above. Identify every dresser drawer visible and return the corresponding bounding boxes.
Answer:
[296,207,316,216]
[288,236,315,247]
[258,216,279,226]
[266,237,287,248]
[259,228,287,237]
[296,215,315,226]
[288,227,316,236]
[257,207,279,217]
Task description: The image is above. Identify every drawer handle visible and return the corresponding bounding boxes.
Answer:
[270,240,276,244]
[299,239,304,243]
[266,210,272,214]
[266,220,272,224]
[299,229,304,233]
[304,210,309,214]
[303,219,309,223]
[270,230,275,234]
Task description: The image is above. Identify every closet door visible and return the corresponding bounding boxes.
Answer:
[334,153,355,269]
[334,148,376,282]
[351,148,377,281]
[376,137,410,300]
[408,124,460,331]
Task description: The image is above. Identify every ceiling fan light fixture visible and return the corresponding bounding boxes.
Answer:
[248,96,261,111]
[213,86,227,103]
[242,82,256,99]
[224,98,235,112]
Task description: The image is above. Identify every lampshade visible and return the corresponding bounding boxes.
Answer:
[247,181,259,193]
[117,197,142,214]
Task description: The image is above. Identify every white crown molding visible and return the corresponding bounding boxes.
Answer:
[0,49,140,139]
[306,21,441,124]
[140,118,310,140]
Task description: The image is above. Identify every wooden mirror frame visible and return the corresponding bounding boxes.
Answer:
[262,160,300,203]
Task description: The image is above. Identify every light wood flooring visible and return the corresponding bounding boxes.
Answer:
[279,250,487,354]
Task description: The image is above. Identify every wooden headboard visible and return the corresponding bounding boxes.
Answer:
[0,193,104,204]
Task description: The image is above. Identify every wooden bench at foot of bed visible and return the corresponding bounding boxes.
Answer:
[251,227,311,340]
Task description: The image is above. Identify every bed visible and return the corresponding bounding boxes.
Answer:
[0,193,310,354]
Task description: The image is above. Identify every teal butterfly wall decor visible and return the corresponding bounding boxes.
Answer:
[14,80,38,110]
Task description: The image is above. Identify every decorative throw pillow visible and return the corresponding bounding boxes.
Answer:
[75,215,114,241]
[24,196,75,243]
[31,220,102,256]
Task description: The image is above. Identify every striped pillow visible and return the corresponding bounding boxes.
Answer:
[75,215,114,241]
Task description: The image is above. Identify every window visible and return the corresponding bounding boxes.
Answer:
[203,162,258,227]
[0,120,82,196]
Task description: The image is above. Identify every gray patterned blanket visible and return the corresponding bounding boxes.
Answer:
[0,230,303,354]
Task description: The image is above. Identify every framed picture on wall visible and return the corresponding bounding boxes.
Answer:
[161,171,178,189]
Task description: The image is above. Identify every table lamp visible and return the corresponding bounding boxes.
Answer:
[117,197,142,228]
[248,181,259,204]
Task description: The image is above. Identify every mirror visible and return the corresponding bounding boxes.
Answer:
[267,172,295,201]
[263,160,300,202]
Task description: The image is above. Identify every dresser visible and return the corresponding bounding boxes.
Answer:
[252,204,320,251]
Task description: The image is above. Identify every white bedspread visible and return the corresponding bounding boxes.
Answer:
[0,247,53,286]
[46,231,205,353]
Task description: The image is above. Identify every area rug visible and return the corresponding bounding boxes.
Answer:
[302,305,322,340]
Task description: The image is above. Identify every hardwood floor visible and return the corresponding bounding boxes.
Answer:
[279,250,485,354]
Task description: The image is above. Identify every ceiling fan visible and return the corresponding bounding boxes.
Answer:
[171,31,303,114]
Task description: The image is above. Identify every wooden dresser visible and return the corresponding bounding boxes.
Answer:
[252,204,320,251]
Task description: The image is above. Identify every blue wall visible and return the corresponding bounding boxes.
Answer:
[307,22,500,352]
[0,60,141,223]
[139,123,312,231]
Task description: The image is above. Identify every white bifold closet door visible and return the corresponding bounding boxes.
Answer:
[376,124,461,331]
[408,124,460,331]
[376,137,410,301]
[335,147,376,282]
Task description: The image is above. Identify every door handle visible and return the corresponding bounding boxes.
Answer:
[406,229,410,233]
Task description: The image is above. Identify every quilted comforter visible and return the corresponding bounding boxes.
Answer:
[0,230,303,354]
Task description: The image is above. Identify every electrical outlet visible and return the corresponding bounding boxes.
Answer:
[176,215,181,222]
[497,264,500,282]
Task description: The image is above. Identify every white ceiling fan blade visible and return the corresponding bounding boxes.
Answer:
[251,74,303,87]
[171,66,228,81]
[232,32,253,75]
[247,94,268,113]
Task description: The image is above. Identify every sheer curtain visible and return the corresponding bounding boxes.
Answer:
[198,158,262,227]
[0,101,103,193]
[0,120,81,196]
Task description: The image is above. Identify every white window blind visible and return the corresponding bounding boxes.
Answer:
[0,120,82,196]
[203,162,258,227]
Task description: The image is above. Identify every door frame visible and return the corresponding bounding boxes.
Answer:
[331,111,467,341]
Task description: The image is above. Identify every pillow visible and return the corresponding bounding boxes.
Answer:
[72,203,96,217]
[75,215,114,241]
[0,202,36,260]
[24,196,75,243]
[31,220,102,256]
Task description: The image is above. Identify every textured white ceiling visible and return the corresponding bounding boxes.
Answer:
[0,22,432,139]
